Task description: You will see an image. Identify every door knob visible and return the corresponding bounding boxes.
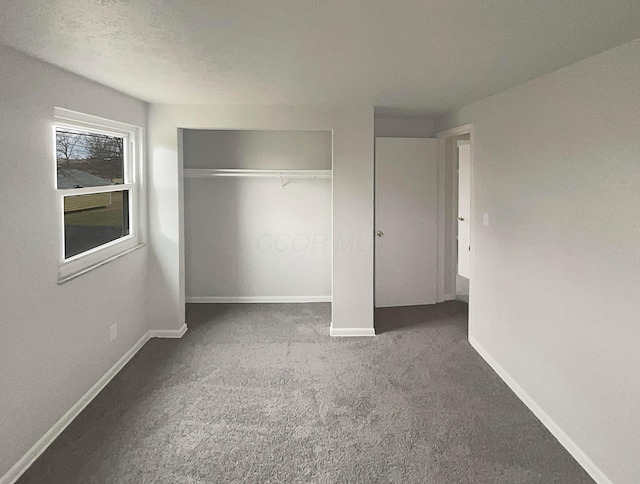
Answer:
[376,230,384,237]
[457,217,465,221]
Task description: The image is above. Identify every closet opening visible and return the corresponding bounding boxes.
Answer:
[181,129,333,327]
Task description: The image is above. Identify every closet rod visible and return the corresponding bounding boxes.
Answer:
[184,168,332,179]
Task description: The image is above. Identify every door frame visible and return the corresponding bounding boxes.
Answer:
[436,123,475,326]
[455,138,471,280]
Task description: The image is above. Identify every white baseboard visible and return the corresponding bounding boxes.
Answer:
[444,293,455,301]
[0,332,149,484]
[148,323,188,338]
[186,296,332,303]
[330,324,376,337]
[1,325,189,484]
[469,336,612,484]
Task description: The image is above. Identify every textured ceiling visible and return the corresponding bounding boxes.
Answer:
[2,0,640,116]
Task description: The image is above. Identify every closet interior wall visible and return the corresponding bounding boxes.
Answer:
[183,129,332,302]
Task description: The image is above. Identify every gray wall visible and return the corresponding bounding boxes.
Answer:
[182,129,332,169]
[435,38,640,484]
[374,117,434,138]
[183,130,331,300]
[0,45,149,478]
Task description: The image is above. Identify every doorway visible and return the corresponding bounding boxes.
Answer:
[436,124,474,322]
[455,136,471,302]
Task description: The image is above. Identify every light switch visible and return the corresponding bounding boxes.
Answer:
[483,213,489,227]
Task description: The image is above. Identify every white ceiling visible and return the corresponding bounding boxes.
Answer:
[2,0,640,116]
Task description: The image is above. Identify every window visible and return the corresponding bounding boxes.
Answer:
[54,108,144,282]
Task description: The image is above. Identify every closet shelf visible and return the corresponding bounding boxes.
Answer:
[184,168,332,179]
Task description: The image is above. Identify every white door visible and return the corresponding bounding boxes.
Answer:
[457,141,471,278]
[375,138,439,308]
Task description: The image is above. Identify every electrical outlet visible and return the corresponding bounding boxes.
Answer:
[110,324,117,342]
[483,213,490,227]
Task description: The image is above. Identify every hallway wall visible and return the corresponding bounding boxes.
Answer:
[374,117,434,138]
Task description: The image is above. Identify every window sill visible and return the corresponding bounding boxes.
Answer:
[57,242,146,284]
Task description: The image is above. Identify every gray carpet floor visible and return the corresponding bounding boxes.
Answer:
[18,302,593,483]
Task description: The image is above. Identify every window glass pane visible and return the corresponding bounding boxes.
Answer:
[64,190,130,259]
[56,129,124,189]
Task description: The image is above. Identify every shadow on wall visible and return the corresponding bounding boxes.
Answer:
[147,232,183,328]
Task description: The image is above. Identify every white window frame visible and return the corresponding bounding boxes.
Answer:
[54,108,145,283]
